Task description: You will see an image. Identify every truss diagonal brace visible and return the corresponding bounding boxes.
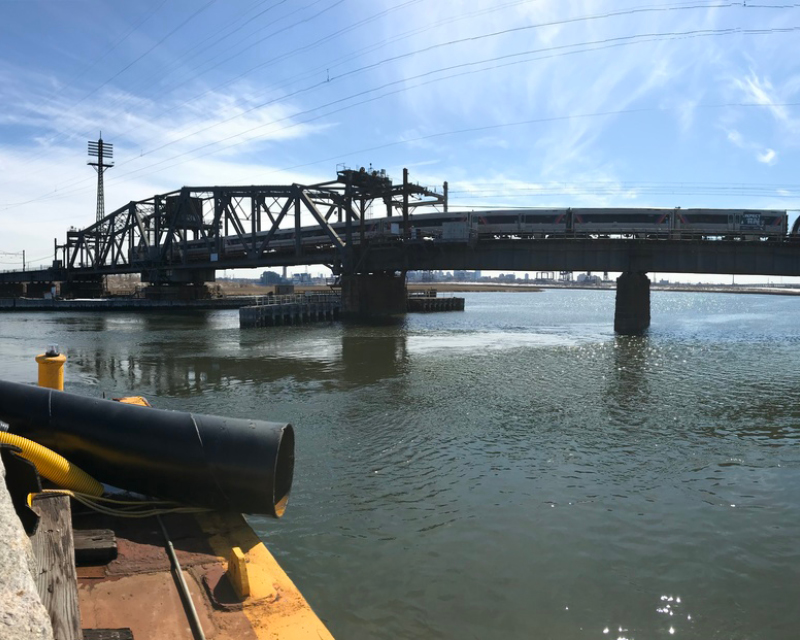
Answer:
[298,189,345,254]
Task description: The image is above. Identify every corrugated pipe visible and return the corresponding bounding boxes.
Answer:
[0,431,103,496]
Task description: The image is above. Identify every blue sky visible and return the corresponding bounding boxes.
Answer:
[1,0,799,281]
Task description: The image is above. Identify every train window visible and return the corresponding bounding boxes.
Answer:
[523,215,560,223]
[577,213,667,224]
[681,214,729,224]
[414,217,448,227]
[481,215,518,224]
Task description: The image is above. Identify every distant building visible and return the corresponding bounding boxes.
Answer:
[577,273,602,285]
[260,270,283,285]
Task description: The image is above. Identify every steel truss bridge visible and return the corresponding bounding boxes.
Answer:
[3,167,800,291]
[51,167,445,285]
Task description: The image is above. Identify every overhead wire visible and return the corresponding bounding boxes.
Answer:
[11,0,351,185]
[5,0,787,199]
[10,0,172,171]
[81,0,764,165]
[69,0,312,139]
[96,0,790,150]
[71,0,419,152]
[10,0,743,176]
[3,4,799,212]
[15,0,220,167]
[100,27,800,188]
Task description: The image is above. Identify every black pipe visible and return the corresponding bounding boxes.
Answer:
[0,380,294,517]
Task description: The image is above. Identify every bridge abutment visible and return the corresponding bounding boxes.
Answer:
[615,272,650,335]
[25,282,57,299]
[140,269,215,301]
[60,276,105,299]
[341,272,407,321]
[0,283,25,297]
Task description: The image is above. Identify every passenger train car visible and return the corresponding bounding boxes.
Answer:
[139,207,789,264]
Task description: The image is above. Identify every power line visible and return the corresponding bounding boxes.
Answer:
[3,19,799,210]
[77,0,419,148]
[16,0,218,163]
[11,0,171,169]
[106,26,800,186]
[9,0,787,194]
[80,0,768,158]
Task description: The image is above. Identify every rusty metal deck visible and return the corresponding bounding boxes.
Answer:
[74,509,333,640]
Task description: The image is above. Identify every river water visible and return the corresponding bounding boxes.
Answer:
[2,290,799,640]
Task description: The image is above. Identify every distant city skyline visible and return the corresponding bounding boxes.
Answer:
[1,0,799,285]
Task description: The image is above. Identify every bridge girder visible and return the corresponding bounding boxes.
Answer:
[56,170,446,282]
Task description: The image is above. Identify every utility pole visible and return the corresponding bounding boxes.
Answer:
[402,167,409,238]
[88,134,114,224]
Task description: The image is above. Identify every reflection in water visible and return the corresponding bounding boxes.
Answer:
[340,326,408,385]
[66,323,409,397]
[4,293,800,640]
[606,335,651,420]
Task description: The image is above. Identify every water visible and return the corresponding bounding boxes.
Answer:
[2,290,800,640]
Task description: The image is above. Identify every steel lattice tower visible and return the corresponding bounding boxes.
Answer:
[88,135,114,224]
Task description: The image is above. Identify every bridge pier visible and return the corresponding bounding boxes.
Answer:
[0,283,25,298]
[614,272,650,335]
[340,272,407,321]
[140,269,214,301]
[60,276,105,299]
[25,282,57,299]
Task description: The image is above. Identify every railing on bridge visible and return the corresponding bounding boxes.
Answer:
[251,293,342,307]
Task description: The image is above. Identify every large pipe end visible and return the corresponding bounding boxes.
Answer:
[272,424,294,518]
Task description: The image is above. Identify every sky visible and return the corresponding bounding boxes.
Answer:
[1,0,799,282]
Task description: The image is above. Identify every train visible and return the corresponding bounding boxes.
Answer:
[135,207,789,264]
[412,207,787,240]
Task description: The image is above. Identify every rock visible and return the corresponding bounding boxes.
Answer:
[0,455,53,640]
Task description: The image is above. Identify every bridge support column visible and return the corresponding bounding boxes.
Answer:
[25,282,57,299]
[615,272,650,335]
[140,269,215,301]
[60,276,105,299]
[0,283,25,298]
[341,272,406,321]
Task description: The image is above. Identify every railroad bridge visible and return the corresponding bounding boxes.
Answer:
[2,167,799,333]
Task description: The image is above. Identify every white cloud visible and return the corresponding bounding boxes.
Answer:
[757,148,777,165]
[727,130,744,147]
[731,70,800,136]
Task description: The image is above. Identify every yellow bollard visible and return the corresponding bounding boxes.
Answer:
[227,546,251,600]
[35,345,66,391]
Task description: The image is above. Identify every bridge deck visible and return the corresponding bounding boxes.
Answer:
[4,237,800,284]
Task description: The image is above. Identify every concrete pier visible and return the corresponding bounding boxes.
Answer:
[239,294,341,328]
[0,296,258,311]
[60,276,105,299]
[407,295,465,312]
[615,272,650,334]
[340,272,407,320]
[25,282,56,299]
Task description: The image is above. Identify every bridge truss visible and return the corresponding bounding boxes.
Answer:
[59,168,446,283]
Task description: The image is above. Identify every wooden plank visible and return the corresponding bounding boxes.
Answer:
[31,494,81,640]
[82,630,134,640]
[73,529,117,565]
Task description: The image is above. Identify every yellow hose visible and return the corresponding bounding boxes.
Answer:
[0,431,103,496]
